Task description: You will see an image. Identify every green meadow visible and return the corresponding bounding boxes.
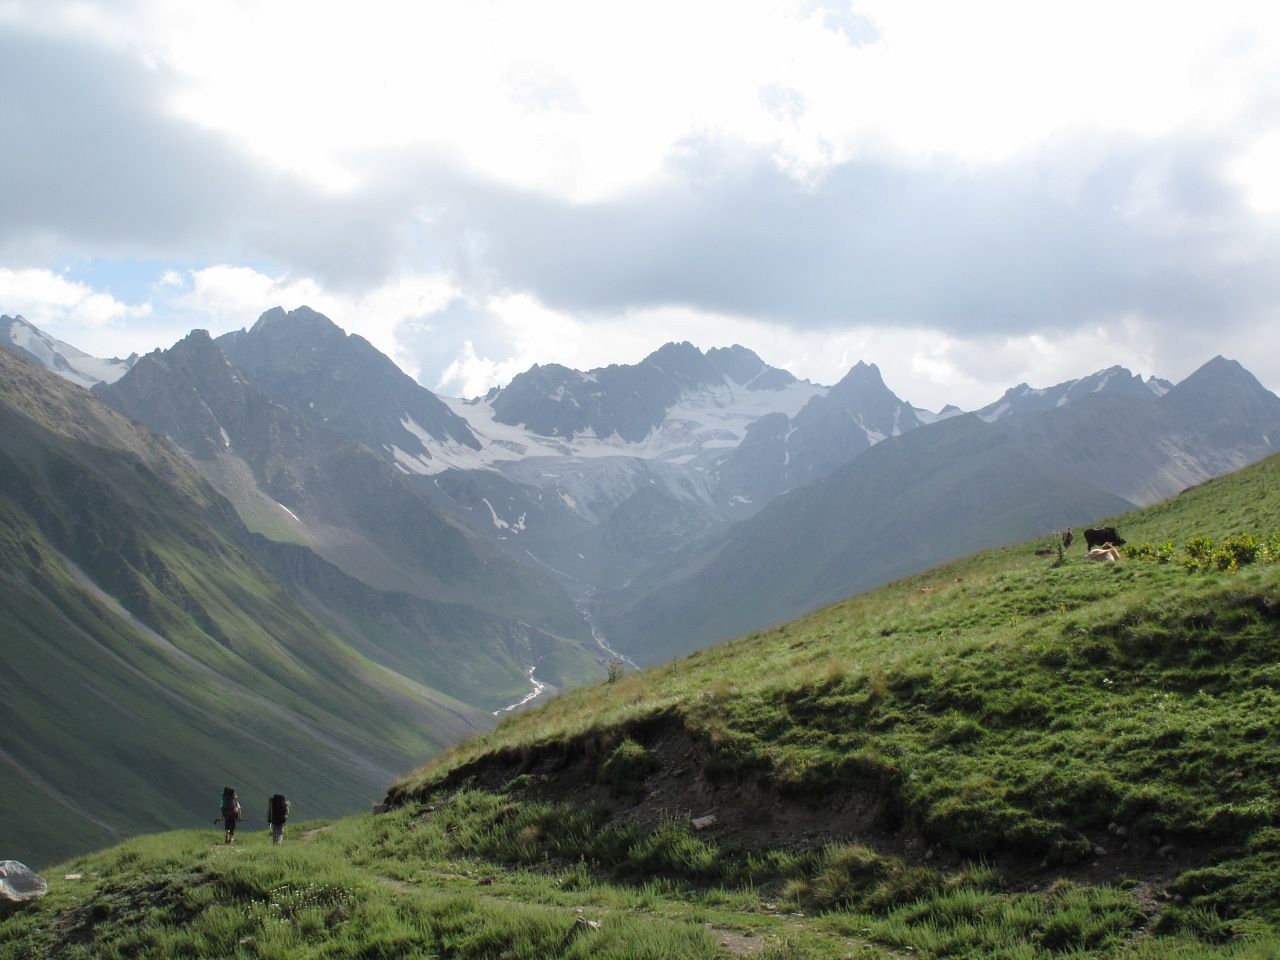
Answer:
[5,455,1279,958]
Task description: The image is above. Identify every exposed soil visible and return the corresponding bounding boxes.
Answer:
[406,710,1212,898]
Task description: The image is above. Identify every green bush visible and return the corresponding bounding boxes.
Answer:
[1213,534,1261,571]
[1184,536,1217,572]
[1125,541,1176,563]
[807,844,941,913]
[597,738,660,793]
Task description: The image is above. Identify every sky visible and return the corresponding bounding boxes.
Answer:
[2,0,1279,410]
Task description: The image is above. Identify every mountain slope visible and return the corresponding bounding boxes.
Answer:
[976,365,1167,421]
[94,329,589,637]
[4,456,1279,960]
[488,340,801,444]
[217,306,479,470]
[714,360,924,506]
[999,356,1280,506]
[0,348,496,866]
[380,453,1280,958]
[600,357,1280,661]
[601,414,1134,661]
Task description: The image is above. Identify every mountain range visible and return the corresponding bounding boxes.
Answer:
[3,306,1280,863]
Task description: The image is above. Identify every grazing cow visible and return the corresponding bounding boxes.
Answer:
[1084,527,1125,549]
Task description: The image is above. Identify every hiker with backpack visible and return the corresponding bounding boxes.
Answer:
[267,793,290,845]
[218,786,241,844]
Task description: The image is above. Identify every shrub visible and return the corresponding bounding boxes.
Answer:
[807,844,940,913]
[1213,534,1261,571]
[1124,541,1175,563]
[597,738,659,793]
[1184,536,1216,572]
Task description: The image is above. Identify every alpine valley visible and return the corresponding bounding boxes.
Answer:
[2,306,1279,869]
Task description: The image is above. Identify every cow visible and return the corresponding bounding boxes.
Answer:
[1084,527,1125,549]
[1086,545,1121,563]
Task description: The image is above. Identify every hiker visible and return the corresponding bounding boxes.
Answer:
[267,793,290,845]
[219,786,241,845]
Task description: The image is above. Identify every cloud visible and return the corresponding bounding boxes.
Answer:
[0,26,425,290]
[430,131,1280,344]
[0,266,151,330]
[3,3,1280,411]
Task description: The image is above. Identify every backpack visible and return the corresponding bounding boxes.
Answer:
[269,794,289,824]
[221,793,240,820]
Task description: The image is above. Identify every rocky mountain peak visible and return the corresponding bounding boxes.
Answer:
[977,365,1163,422]
[220,307,481,458]
[249,304,338,335]
[825,359,901,413]
[165,329,230,368]
[641,341,720,388]
[1161,356,1280,424]
[706,343,761,372]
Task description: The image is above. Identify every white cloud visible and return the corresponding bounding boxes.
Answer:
[0,267,153,353]
[436,341,530,399]
[25,1,1280,201]
[5,4,1280,406]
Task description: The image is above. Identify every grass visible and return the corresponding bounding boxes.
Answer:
[5,456,1280,958]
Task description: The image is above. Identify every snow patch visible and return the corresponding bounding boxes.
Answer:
[219,427,231,448]
[481,498,510,530]
[388,444,434,475]
[436,379,826,469]
[274,501,301,523]
[559,491,578,510]
[3,316,135,388]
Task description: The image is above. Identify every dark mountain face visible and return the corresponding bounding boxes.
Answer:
[95,329,589,637]
[218,306,479,470]
[95,329,295,461]
[1159,356,1280,441]
[714,361,924,506]
[488,341,795,442]
[977,366,1163,422]
[996,357,1280,507]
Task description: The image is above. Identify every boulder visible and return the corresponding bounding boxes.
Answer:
[0,861,48,904]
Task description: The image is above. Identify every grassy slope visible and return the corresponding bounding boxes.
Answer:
[4,457,1278,959]
[0,355,495,866]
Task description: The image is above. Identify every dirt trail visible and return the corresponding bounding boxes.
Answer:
[298,824,337,841]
